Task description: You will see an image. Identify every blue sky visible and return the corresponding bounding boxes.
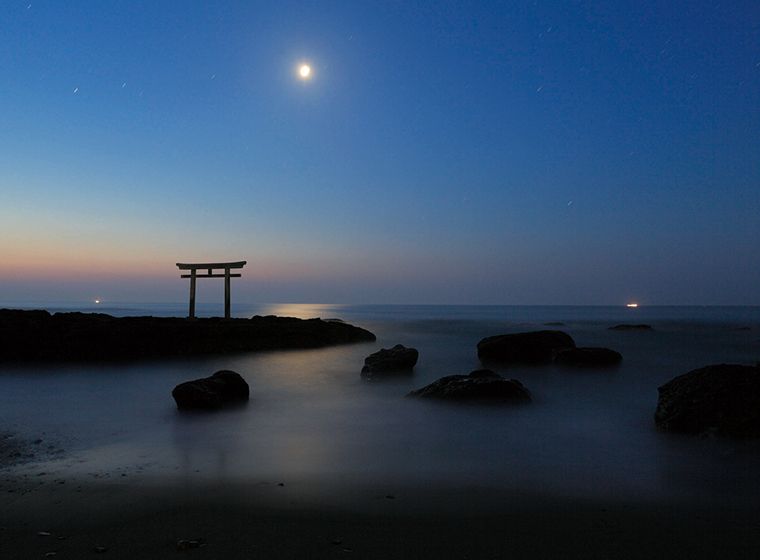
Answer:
[1,1,759,304]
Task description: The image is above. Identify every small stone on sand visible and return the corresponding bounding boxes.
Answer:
[176,539,204,550]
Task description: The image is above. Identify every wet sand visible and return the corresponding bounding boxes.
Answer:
[2,470,760,559]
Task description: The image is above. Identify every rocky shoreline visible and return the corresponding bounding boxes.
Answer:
[0,309,376,363]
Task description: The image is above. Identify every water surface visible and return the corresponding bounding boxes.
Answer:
[2,303,760,507]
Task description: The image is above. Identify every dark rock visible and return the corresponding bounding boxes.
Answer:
[0,309,375,364]
[467,368,502,379]
[554,347,622,367]
[361,344,419,378]
[655,364,760,438]
[609,324,653,331]
[544,322,566,326]
[477,330,575,364]
[172,370,249,410]
[407,369,531,403]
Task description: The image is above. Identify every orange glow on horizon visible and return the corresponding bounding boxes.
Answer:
[0,255,172,281]
[0,251,330,284]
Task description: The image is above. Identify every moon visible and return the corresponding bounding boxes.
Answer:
[298,64,312,80]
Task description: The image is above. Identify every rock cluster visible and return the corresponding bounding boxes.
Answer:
[172,370,249,410]
[361,344,419,378]
[554,347,622,367]
[476,330,622,368]
[0,309,376,363]
[655,364,760,438]
[407,369,531,403]
[477,330,575,364]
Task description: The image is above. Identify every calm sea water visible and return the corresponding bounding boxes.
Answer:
[2,303,760,506]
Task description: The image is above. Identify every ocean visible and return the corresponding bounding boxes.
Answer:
[2,303,760,508]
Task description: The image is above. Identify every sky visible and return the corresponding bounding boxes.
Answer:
[1,1,759,305]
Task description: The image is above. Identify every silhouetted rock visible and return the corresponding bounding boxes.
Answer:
[554,347,622,367]
[0,309,376,364]
[544,322,565,326]
[655,364,760,437]
[407,369,531,403]
[172,370,249,410]
[609,324,653,331]
[477,330,575,364]
[361,344,419,378]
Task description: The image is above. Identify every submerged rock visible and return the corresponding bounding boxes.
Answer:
[172,370,249,410]
[477,330,575,364]
[554,347,622,367]
[655,364,760,437]
[407,369,531,403]
[361,344,419,378]
[609,324,653,331]
[0,309,376,363]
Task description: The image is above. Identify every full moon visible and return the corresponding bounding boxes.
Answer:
[298,64,312,79]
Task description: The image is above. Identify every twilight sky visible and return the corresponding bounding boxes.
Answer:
[1,1,759,305]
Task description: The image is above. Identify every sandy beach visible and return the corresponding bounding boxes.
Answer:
[3,462,760,559]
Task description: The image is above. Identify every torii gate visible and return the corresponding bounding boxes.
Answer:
[176,261,247,319]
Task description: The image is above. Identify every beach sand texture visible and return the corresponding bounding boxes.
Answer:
[3,474,760,559]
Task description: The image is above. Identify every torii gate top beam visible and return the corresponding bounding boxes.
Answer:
[176,261,247,270]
